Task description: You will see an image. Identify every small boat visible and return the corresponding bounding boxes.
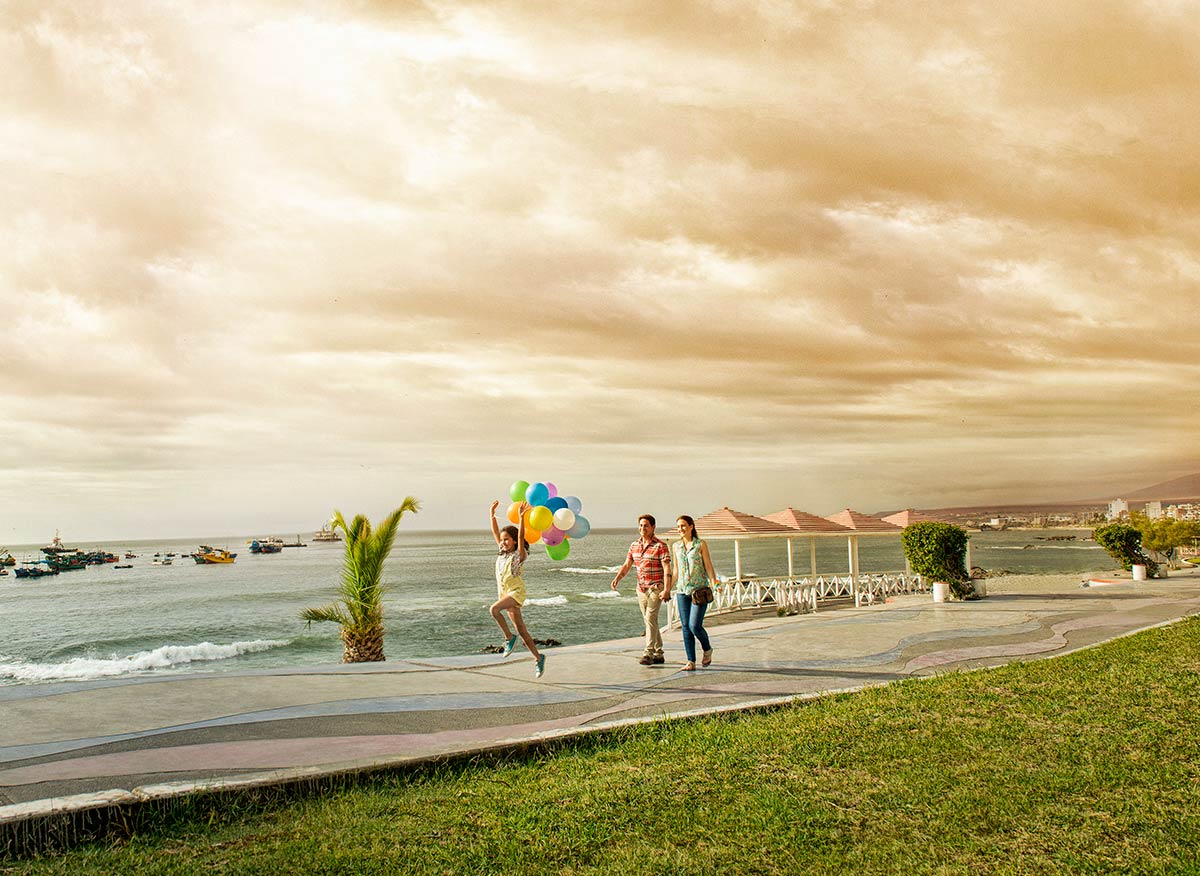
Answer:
[152,558,173,566]
[312,526,341,543]
[0,567,8,576]
[248,537,283,554]
[194,546,237,564]
[124,552,137,559]
[0,551,15,566]
[113,564,133,569]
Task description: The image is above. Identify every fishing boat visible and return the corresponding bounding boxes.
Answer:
[194,546,237,564]
[152,557,173,566]
[0,551,15,566]
[312,526,341,543]
[248,537,283,554]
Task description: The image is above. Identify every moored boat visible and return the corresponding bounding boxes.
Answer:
[312,526,341,543]
[194,545,237,564]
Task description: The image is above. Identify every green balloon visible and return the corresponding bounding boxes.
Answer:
[546,539,570,561]
[509,480,529,502]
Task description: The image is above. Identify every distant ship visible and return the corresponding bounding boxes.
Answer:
[312,526,341,543]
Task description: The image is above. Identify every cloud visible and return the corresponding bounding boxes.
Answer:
[0,0,1196,541]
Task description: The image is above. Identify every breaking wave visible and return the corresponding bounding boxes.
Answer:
[552,566,621,575]
[0,639,290,683]
[524,595,569,607]
[581,590,623,599]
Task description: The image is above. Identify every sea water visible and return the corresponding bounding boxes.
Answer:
[0,529,1109,685]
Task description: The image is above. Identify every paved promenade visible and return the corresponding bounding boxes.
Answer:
[4,570,1200,831]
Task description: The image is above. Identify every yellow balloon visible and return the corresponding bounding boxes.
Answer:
[529,506,553,531]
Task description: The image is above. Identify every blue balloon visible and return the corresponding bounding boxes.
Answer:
[525,482,550,507]
[567,515,590,539]
[545,496,568,513]
[565,495,582,514]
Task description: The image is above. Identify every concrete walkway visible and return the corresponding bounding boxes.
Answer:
[4,570,1200,832]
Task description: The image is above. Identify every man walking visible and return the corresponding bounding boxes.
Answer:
[611,514,672,665]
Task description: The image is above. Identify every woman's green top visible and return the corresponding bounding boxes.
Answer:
[673,537,711,596]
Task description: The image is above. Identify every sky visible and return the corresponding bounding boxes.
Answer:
[1,0,1197,543]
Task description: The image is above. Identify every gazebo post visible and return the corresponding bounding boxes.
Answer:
[734,539,742,581]
[787,538,794,578]
[966,541,973,575]
[810,537,817,579]
[847,535,860,599]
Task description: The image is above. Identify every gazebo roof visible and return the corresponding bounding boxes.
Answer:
[824,509,904,533]
[693,507,799,539]
[763,507,853,534]
[881,508,952,527]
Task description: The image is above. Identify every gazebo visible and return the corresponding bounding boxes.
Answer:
[823,509,903,584]
[672,505,924,621]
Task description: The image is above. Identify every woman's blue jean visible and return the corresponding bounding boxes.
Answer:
[676,592,711,663]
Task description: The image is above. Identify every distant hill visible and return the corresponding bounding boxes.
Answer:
[1118,472,1200,502]
[892,471,1200,520]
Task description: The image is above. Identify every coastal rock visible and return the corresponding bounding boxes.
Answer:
[480,637,561,654]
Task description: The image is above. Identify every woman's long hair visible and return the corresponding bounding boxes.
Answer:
[677,515,698,540]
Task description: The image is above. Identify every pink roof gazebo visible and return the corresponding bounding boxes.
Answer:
[824,509,904,533]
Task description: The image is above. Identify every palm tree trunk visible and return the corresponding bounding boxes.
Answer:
[341,625,386,663]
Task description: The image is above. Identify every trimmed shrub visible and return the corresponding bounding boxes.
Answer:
[1093,523,1159,577]
[901,522,972,599]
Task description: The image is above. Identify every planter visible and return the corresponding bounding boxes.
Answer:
[932,581,950,602]
[972,579,987,598]
[1132,564,1148,581]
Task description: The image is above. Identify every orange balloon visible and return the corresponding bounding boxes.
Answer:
[506,502,522,525]
[525,528,542,544]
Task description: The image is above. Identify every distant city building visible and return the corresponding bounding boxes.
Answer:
[1145,501,1164,520]
[1107,499,1129,520]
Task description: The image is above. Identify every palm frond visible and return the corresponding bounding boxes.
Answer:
[304,499,420,636]
[300,604,351,627]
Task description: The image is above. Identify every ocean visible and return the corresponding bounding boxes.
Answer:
[0,528,1110,685]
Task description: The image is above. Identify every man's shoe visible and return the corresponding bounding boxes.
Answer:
[502,635,518,658]
[535,654,546,678]
[638,655,654,665]
[652,656,665,665]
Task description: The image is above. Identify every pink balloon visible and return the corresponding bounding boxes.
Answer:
[542,526,566,546]
[545,481,558,499]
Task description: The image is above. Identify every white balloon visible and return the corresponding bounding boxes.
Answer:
[552,508,576,531]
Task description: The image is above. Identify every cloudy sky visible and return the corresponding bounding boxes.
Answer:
[1,0,1197,543]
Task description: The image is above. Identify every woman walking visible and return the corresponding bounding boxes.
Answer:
[671,515,718,671]
[489,500,546,678]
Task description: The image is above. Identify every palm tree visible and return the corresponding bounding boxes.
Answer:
[300,498,420,663]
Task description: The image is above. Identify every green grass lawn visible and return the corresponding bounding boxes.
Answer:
[8,617,1200,875]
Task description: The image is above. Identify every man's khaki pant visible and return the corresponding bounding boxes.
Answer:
[637,588,663,658]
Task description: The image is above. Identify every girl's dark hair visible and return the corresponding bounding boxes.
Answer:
[502,525,529,551]
[677,515,698,537]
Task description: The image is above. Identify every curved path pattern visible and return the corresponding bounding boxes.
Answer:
[3,572,1200,830]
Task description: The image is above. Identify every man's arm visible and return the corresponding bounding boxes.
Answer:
[610,556,634,590]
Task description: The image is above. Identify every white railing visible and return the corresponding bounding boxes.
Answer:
[663,571,926,629]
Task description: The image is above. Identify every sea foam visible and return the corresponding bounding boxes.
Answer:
[524,595,569,607]
[581,590,623,599]
[553,566,622,575]
[0,639,289,682]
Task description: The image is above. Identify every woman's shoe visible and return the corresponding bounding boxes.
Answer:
[702,648,713,667]
[502,635,518,658]
[680,662,696,671]
[535,654,546,678]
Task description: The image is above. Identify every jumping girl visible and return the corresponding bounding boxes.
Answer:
[489,499,546,678]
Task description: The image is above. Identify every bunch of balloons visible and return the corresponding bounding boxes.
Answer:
[505,479,591,561]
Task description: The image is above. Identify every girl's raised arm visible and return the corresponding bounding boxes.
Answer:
[490,500,503,546]
[517,501,530,562]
